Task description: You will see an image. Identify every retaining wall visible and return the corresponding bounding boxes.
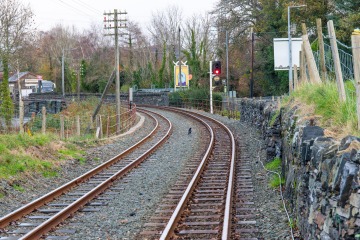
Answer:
[239,98,360,239]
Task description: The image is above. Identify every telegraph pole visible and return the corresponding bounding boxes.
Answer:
[62,49,65,96]
[104,9,127,134]
[250,28,254,98]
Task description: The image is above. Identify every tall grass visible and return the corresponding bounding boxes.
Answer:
[291,81,358,135]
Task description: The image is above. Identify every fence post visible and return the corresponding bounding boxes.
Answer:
[60,115,65,139]
[316,18,327,82]
[106,115,110,137]
[302,23,322,84]
[294,64,298,90]
[301,43,308,83]
[76,115,80,136]
[19,99,24,134]
[42,106,46,134]
[351,30,360,130]
[328,20,346,102]
[95,115,100,139]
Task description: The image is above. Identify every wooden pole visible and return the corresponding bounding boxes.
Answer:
[106,116,110,137]
[294,64,298,91]
[351,31,360,130]
[316,18,327,82]
[302,23,322,84]
[99,115,103,138]
[60,115,65,139]
[328,20,346,102]
[41,106,46,134]
[301,43,308,83]
[76,115,80,136]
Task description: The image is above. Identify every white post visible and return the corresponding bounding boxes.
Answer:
[209,61,213,114]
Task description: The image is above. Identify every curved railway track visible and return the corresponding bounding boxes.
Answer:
[138,107,236,240]
[0,109,172,240]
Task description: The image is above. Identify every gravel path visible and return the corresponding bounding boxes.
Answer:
[0,108,293,239]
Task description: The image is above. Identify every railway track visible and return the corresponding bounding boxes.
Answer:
[138,107,261,240]
[136,107,235,239]
[0,109,172,240]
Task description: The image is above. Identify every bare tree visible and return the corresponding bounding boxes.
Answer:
[0,0,34,127]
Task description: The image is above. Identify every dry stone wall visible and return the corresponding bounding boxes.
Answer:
[239,98,360,239]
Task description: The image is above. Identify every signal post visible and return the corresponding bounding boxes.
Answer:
[209,61,221,114]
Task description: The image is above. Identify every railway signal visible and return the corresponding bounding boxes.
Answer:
[212,61,221,75]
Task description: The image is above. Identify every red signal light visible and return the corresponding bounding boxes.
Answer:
[212,61,221,75]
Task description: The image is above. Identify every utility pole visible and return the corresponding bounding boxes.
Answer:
[104,9,127,134]
[250,28,254,98]
[62,49,65,96]
[17,60,24,134]
[226,30,229,97]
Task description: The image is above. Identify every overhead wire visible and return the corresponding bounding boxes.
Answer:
[69,0,103,15]
[56,0,95,19]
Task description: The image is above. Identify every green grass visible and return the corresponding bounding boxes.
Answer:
[0,193,4,199]
[0,133,55,150]
[269,110,280,126]
[58,147,86,164]
[269,175,285,188]
[291,80,358,135]
[265,157,281,171]
[265,157,283,188]
[0,133,86,179]
[13,184,25,192]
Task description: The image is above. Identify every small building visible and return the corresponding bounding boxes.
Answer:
[8,72,55,97]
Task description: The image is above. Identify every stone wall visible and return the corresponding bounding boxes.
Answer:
[65,92,169,106]
[239,98,360,239]
[22,92,169,115]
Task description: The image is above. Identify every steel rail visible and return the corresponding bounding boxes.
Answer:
[159,110,214,240]
[20,110,173,239]
[151,107,236,240]
[0,109,158,229]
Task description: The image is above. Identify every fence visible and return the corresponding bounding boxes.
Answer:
[0,101,137,140]
[313,37,354,80]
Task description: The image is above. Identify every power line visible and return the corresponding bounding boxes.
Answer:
[56,0,94,19]
[69,0,102,15]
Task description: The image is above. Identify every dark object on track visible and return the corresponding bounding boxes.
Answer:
[188,127,192,135]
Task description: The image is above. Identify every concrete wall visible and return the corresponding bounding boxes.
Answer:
[239,98,360,239]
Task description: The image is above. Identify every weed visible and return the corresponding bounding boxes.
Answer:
[269,175,285,188]
[42,170,58,178]
[269,110,280,126]
[13,184,24,192]
[265,157,281,172]
[0,193,4,199]
[289,218,297,229]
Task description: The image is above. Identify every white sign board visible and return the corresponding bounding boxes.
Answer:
[273,38,302,70]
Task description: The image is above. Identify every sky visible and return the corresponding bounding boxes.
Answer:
[21,0,218,32]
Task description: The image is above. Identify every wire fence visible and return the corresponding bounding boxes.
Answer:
[0,101,138,140]
[313,35,354,81]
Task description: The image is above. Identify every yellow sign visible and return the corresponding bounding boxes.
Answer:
[174,65,189,88]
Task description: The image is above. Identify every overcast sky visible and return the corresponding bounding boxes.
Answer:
[20,0,217,32]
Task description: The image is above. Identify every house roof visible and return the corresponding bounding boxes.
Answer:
[8,72,41,83]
